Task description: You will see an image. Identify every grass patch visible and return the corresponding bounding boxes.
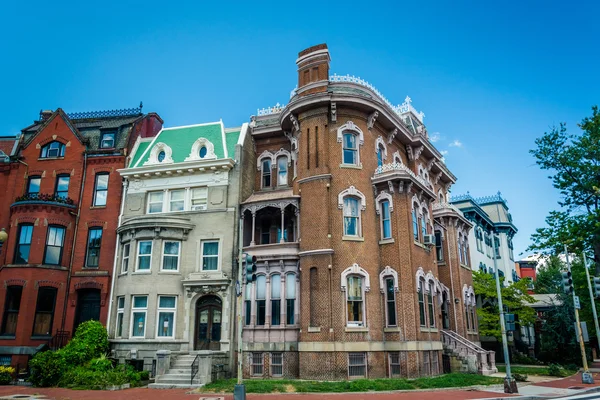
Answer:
[497,366,575,377]
[198,373,503,394]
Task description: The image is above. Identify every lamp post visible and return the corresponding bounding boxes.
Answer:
[490,230,518,394]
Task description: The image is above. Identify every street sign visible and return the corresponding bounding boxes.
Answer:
[575,321,590,342]
[506,322,516,331]
[574,296,581,309]
[505,313,515,323]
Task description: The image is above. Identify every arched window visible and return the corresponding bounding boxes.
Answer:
[427,281,435,327]
[346,275,364,327]
[412,207,419,241]
[157,150,166,162]
[285,273,296,325]
[421,210,429,239]
[277,156,288,186]
[458,235,464,264]
[435,231,443,261]
[40,141,65,158]
[376,144,384,167]
[379,267,398,327]
[199,146,208,158]
[244,282,252,325]
[343,197,361,237]
[262,159,272,188]
[418,278,426,326]
[271,274,281,326]
[256,275,266,326]
[380,200,391,239]
[343,132,359,165]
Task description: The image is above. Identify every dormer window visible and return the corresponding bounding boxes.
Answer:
[199,146,208,158]
[157,151,166,162]
[40,141,65,158]
[100,131,116,149]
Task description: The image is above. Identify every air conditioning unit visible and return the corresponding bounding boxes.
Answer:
[191,204,207,211]
[423,234,435,246]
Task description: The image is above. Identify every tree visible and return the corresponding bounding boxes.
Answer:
[534,255,563,294]
[473,271,536,340]
[529,106,600,273]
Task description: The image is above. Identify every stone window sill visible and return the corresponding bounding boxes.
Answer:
[343,236,364,242]
[384,327,401,333]
[90,206,107,209]
[339,163,363,170]
[460,263,471,270]
[379,238,395,245]
[307,327,321,333]
[420,327,438,333]
[132,271,151,275]
[414,241,430,251]
[158,270,181,274]
[38,157,65,161]
[0,335,15,340]
[437,261,446,266]
[345,326,368,332]
[31,335,51,340]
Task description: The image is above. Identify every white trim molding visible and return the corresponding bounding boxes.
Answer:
[379,266,398,293]
[375,136,387,159]
[338,186,367,211]
[185,137,217,162]
[375,191,393,215]
[341,263,371,292]
[144,142,174,165]
[336,121,364,145]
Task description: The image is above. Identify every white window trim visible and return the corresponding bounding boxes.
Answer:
[338,186,367,238]
[161,241,181,272]
[336,121,364,145]
[156,295,177,339]
[341,131,361,166]
[147,191,166,214]
[341,263,370,328]
[379,266,399,293]
[392,150,402,164]
[168,189,186,212]
[276,155,289,187]
[144,142,174,165]
[130,295,148,338]
[185,137,217,161]
[116,296,125,338]
[121,243,130,274]
[200,239,220,271]
[136,241,153,272]
[375,135,387,159]
[261,158,273,189]
[191,187,208,211]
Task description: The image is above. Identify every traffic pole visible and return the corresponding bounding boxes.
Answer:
[565,245,594,384]
[234,217,246,400]
[583,252,600,358]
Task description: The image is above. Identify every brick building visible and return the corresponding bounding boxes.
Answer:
[0,107,162,369]
[240,44,489,380]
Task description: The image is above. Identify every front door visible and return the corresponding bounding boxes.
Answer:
[441,293,450,330]
[195,295,222,350]
[74,289,101,333]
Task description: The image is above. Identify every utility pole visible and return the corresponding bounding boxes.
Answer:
[234,218,246,400]
[564,245,594,384]
[491,231,517,394]
[583,252,600,358]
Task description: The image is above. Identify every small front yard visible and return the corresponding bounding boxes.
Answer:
[497,365,576,377]
[198,373,504,394]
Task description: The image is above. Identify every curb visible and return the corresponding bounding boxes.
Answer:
[472,384,600,400]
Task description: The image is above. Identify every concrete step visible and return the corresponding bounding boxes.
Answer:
[155,376,196,385]
[148,383,203,389]
[166,368,193,374]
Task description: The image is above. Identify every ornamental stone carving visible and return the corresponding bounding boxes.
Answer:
[367,111,379,130]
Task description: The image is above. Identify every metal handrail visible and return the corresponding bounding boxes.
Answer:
[190,354,200,385]
[48,330,70,351]
[442,329,486,353]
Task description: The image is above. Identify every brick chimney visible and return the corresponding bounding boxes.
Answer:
[296,44,330,97]
[40,110,53,121]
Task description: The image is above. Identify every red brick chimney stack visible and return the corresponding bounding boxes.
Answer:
[296,44,330,97]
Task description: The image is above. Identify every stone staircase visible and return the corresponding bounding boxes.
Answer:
[149,354,203,389]
[441,330,497,375]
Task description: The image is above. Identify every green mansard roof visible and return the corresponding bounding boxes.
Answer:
[129,121,241,168]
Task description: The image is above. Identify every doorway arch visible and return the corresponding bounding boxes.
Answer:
[194,295,222,350]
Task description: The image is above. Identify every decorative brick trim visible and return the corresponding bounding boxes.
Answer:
[4,279,26,288]
[15,217,38,225]
[92,166,114,174]
[74,281,103,291]
[54,168,75,176]
[44,218,71,228]
[27,169,45,178]
[86,221,107,229]
[38,135,69,147]
[35,280,63,289]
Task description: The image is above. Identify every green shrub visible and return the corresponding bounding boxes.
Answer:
[87,355,113,373]
[62,321,109,367]
[59,366,130,389]
[512,373,528,382]
[29,350,67,387]
[0,366,14,385]
[139,370,150,381]
[548,363,564,377]
[564,363,579,372]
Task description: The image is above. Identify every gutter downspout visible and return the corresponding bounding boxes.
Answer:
[17,159,28,194]
[106,178,127,334]
[61,152,87,333]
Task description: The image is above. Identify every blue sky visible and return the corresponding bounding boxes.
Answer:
[2,1,599,258]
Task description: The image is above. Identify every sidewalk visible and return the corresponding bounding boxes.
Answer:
[483,371,600,399]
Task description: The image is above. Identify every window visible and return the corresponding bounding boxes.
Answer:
[1,286,23,335]
[435,231,443,261]
[342,132,358,165]
[286,273,296,325]
[348,352,367,378]
[346,276,364,327]
[14,224,33,264]
[32,287,57,336]
[463,242,470,266]
[423,351,431,376]
[93,173,109,206]
[100,131,116,149]
[380,200,391,239]
[376,145,384,167]
[421,211,428,240]
[385,278,396,326]
[412,208,419,241]
[157,150,166,162]
[431,351,439,375]
[44,226,65,265]
[157,296,176,338]
[169,189,185,212]
[427,286,435,327]
[27,176,41,196]
[261,220,271,244]
[148,191,164,213]
[201,241,219,271]
[470,306,476,331]
[494,237,501,258]
[256,275,266,326]
[121,243,130,273]
[465,305,471,331]
[0,356,11,366]
[251,353,264,376]
[131,296,147,337]
[343,197,360,237]
[199,146,208,158]
[191,187,208,211]
[85,228,103,268]
[162,241,180,271]
[40,141,65,158]
[271,274,281,326]
[116,297,125,338]
[418,279,426,326]
[277,157,288,186]
[262,159,271,188]
[476,229,484,253]
[389,352,401,377]
[137,241,152,271]
[54,175,70,199]
[244,283,252,325]
[458,238,463,264]
[271,353,283,377]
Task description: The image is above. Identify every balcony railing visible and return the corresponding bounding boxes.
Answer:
[12,193,76,208]
[374,162,433,190]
